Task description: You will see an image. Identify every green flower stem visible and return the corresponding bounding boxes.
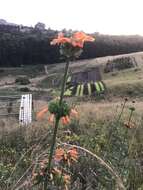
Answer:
[122,110,135,181]
[128,110,133,124]
[117,100,127,122]
[44,59,70,190]
[103,100,128,160]
[59,59,70,105]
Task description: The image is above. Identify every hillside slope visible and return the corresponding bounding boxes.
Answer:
[52,51,143,71]
[0,51,143,99]
[47,52,143,99]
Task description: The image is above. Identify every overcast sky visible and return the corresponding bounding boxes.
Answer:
[0,0,143,35]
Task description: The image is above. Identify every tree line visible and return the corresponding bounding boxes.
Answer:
[0,24,143,67]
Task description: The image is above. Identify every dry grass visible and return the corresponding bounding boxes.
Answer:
[77,99,143,122]
[0,98,143,190]
[1,98,142,137]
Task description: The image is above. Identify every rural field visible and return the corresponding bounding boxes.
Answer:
[0,51,143,190]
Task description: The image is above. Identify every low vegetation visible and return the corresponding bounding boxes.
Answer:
[0,34,143,189]
[0,100,143,189]
[15,77,30,85]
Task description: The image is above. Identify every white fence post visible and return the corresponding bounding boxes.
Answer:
[19,94,32,126]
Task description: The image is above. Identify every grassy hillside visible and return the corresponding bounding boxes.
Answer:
[39,51,143,99]
[0,52,143,190]
[0,51,143,99]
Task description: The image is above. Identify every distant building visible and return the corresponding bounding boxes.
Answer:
[64,67,105,96]
[71,67,102,84]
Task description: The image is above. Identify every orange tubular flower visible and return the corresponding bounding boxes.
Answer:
[61,117,67,125]
[71,40,84,48]
[61,116,70,125]
[73,32,95,42]
[65,116,70,124]
[50,32,71,45]
[48,114,55,123]
[36,107,48,120]
[54,148,65,162]
[67,148,78,161]
[71,32,95,48]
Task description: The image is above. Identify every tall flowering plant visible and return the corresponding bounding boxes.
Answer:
[36,32,95,189]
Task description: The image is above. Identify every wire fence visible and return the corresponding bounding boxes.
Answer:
[0,95,24,119]
[0,94,46,118]
[0,94,52,120]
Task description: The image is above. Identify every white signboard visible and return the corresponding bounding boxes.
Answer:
[19,94,32,125]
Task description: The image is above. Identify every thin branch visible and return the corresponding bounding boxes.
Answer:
[6,131,51,190]
[7,146,34,189]
[11,150,49,190]
[11,164,33,190]
[59,142,126,190]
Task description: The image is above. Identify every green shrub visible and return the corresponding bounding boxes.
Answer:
[15,77,30,85]
[19,87,30,92]
[104,57,135,73]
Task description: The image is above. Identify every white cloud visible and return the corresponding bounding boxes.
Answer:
[0,0,143,35]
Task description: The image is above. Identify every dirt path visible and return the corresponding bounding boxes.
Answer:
[0,76,15,86]
[0,68,48,91]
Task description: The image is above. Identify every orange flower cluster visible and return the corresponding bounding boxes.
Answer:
[51,32,95,48]
[54,147,78,165]
[32,160,71,190]
[61,108,78,125]
[61,115,70,125]
[36,107,78,125]
[50,33,71,45]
